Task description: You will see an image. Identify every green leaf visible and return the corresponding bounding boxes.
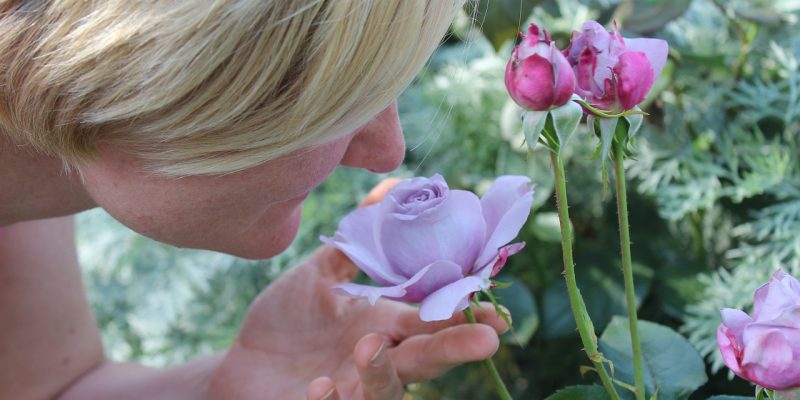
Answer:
[494,275,539,346]
[550,100,584,156]
[653,258,707,319]
[529,211,565,243]
[545,385,611,400]
[613,0,692,34]
[599,317,708,400]
[540,261,653,339]
[705,397,755,400]
[464,0,539,51]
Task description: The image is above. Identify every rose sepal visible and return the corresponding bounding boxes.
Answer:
[573,97,649,119]
[587,108,642,193]
[522,97,583,156]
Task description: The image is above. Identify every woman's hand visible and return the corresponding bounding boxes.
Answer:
[207,180,509,400]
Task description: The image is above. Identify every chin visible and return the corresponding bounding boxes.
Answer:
[221,206,303,260]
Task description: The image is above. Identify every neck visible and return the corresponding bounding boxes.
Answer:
[0,135,97,226]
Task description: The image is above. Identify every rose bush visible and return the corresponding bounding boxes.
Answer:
[505,23,576,111]
[564,20,668,113]
[718,270,800,390]
[322,174,533,321]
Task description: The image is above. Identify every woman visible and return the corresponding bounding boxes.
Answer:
[0,1,507,399]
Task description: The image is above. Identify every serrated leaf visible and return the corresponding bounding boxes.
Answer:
[545,385,611,400]
[599,317,708,400]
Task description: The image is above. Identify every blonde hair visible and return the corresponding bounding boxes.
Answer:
[0,0,462,175]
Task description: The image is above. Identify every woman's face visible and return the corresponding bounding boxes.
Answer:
[79,102,405,259]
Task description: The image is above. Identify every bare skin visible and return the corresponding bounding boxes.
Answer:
[0,106,508,399]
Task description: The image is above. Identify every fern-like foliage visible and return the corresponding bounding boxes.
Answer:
[627,2,800,373]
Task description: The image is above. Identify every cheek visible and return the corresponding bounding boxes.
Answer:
[81,171,215,246]
[78,137,351,256]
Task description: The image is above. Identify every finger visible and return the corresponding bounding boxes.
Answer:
[311,245,361,282]
[307,377,340,400]
[394,302,510,337]
[390,323,500,383]
[355,334,405,400]
[358,178,401,208]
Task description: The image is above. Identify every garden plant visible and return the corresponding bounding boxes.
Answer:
[76,0,800,398]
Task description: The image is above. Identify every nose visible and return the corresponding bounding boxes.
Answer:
[340,101,406,173]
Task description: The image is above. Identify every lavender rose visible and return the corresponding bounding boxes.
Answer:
[321,174,533,321]
[718,270,800,390]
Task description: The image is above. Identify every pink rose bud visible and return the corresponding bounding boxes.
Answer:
[505,23,576,111]
[717,270,800,390]
[564,21,668,112]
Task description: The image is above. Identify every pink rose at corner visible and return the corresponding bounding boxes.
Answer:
[564,21,668,113]
[717,270,800,390]
[321,174,533,322]
[505,23,576,111]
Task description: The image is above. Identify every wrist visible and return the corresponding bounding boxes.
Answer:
[57,353,225,400]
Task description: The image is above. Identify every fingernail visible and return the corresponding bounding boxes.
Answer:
[321,387,336,400]
[369,342,386,367]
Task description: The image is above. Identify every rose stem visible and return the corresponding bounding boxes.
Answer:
[612,138,645,400]
[550,151,621,400]
[463,306,513,400]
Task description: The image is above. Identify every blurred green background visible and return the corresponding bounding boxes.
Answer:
[76,0,800,398]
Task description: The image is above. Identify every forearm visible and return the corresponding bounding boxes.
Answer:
[57,354,224,400]
[0,217,104,400]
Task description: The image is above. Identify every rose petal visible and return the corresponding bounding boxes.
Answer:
[506,52,558,111]
[741,328,800,390]
[754,278,772,320]
[332,282,409,306]
[381,190,486,277]
[478,242,525,279]
[418,276,490,322]
[614,51,654,110]
[575,46,600,99]
[332,260,464,305]
[566,20,611,62]
[321,205,404,286]
[401,260,465,303]
[388,174,448,219]
[720,308,752,345]
[756,271,800,322]
[552,49,577,107]
[476,176,533,268]
[717,324,744,376]
[623,37,669,80]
